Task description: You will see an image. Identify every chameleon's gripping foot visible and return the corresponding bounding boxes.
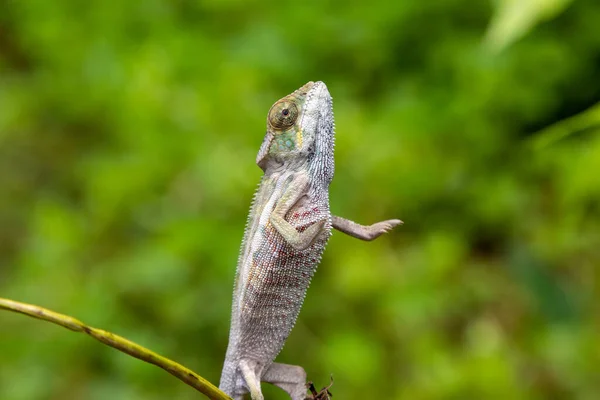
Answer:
[370,219,403,237]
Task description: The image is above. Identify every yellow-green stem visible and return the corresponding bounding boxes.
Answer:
[0,297,232,400]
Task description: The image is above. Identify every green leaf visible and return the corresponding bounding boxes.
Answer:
[484,0,576,52]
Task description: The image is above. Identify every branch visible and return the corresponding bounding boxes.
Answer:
[0,297,232,400]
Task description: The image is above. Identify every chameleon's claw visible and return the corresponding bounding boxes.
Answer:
[373,219,403,235]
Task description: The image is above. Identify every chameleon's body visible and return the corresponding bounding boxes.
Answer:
[220,82,401,400]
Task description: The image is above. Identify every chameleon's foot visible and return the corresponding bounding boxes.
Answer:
[369,219,403,237]
[306,376,333,399]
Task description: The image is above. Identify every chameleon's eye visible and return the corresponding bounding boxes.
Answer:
[268,100,298,130]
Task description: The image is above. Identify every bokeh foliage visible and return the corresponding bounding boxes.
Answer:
[1,0,599,399]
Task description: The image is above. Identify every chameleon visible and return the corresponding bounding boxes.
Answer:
[219,81,402,400]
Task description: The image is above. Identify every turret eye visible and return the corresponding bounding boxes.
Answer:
[268,101,298,130]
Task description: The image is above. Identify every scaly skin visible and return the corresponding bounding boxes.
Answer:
[220,82,401,400]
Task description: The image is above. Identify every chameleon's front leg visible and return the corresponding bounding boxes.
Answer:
[270,173,326,251]
[332,215,402,241]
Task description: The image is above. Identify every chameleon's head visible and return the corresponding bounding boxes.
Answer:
[257,81,335,183]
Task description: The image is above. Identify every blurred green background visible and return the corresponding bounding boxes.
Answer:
[1,0,599,399]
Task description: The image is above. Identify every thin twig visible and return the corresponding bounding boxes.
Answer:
[0,297,231,400]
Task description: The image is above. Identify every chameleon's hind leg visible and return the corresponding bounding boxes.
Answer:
[332,215,402,241]
[263,362,307,400]
[239,359,265,400]
[270,173,326,250]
